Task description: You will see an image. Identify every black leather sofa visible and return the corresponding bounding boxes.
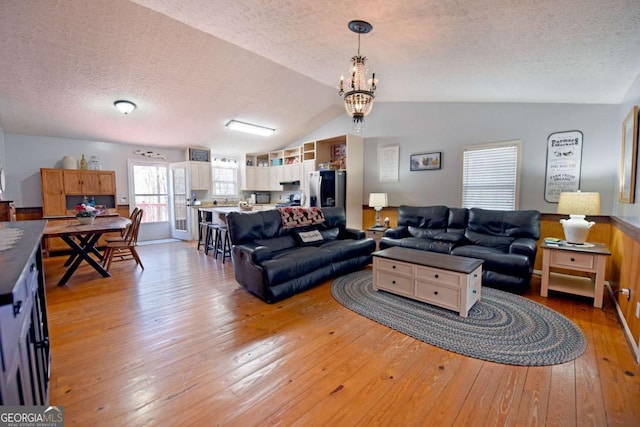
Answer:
[226,207,376,303]
[380,206,541,292]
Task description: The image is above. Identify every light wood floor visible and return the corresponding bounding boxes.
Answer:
[44,241,640,426]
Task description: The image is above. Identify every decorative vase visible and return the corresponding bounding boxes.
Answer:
[559,215,594,244]
[77,216,95,225]
[62,156,77,169]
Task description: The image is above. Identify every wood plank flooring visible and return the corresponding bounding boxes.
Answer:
[43,241,640,426]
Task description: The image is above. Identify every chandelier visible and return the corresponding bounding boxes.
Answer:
[338,20,378,133]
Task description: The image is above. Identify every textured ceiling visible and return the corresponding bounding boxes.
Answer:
[0,0,639,156]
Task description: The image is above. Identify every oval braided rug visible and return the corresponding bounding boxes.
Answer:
[331,270,586,366]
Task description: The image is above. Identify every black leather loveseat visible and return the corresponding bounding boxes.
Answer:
[226,207,376,303]
[380,206,540,292]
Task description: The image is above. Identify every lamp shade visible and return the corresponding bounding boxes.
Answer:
[368,193,388,208]
[557,192,601,215]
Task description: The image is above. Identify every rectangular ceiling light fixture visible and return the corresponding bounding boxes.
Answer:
[226,120,275,137]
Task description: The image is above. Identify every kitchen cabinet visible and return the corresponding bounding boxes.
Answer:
[40,169,66,216]
[0,221,50,405]
[270,166,283,191]
[62,170,115,195]
[40,168,118,254]
[189,162,211,191]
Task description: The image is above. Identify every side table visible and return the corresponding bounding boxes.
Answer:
[366,226,387,249]
[540,241,611,308]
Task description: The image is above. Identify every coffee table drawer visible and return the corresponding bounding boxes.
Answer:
[376,271,413,297]
[375,258,413,276]
[415,265,461,286]
[415,281,459,311]
[551,250,594,269]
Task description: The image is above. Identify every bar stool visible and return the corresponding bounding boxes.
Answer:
[215,225,232,263]
[205,223,220,256]
[197,210,213,251]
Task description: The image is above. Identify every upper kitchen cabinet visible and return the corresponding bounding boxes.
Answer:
[62,170,116,195]
[189,162,212,191]
[40,168,117,216]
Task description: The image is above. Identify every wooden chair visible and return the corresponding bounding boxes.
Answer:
[106,207,140,242]
[102,209,144,271]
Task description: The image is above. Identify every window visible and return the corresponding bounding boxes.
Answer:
[461,140,521,210]
[129,161,169,223]
[211,157,239,197]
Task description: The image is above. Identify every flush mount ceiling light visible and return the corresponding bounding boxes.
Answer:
[114,100,137,115]
[226,120,275,137]
[338,20,378,133]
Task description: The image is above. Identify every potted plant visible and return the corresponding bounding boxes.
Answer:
[75,204,97,225]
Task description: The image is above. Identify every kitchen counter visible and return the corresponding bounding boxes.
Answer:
[198,205,275,226]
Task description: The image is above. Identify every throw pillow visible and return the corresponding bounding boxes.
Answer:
[278,207,326,229]
[294,229,324,246]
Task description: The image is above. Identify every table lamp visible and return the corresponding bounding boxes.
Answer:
[557,191,600,244]
[369,193,388,227]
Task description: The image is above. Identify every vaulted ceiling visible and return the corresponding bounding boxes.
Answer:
[1,0,639,157]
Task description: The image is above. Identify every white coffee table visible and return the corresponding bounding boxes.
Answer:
[372,247,483,317]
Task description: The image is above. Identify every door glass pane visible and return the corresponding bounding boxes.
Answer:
[132,164,169,223]
[172,168,187,232]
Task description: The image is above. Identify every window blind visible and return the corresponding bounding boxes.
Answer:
[461,143,520,210]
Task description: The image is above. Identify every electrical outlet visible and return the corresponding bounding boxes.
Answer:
[636,302,640,319]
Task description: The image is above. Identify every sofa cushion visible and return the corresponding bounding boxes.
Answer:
[467,208,540,240]
[464,230,514,253]
[432,232,466,243]
[383,237,453,254]
[408,226,446,239]
[318,238,376,261]
[451,245,531,276]
[398,205,449,229]
[319,227,340,241]
[254,235,296,252]
[262,247,331,284]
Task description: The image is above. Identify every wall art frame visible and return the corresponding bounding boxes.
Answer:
[410,152,441,171]
[620,105,638,203]
[544,130,583,203]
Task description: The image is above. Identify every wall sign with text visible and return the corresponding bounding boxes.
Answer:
[544,130,583,203]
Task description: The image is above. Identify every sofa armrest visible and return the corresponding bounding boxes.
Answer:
[342,228,365,240]
[234,243,274,264]
[509,238,538,258]
[383,226,407,239]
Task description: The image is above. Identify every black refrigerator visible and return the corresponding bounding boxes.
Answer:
[308,170,346,209]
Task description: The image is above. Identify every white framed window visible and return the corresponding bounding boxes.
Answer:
[460,140,522,210]
[211,157,239,197]
[128,159,169,223]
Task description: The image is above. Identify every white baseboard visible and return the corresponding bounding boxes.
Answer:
[533,270,639,363]
[605,283,640,364]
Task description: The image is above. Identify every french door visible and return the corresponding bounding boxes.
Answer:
[169,162,191,240]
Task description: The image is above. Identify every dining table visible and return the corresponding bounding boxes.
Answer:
[43,216,131,286]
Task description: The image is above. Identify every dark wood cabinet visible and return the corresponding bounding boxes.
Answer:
[0,221,50,405]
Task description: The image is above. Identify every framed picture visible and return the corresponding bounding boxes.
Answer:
[620,105,638,203]
[410,152,441,171]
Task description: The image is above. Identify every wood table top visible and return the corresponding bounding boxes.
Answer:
[373,246,483,274]
[43,216,131,237]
